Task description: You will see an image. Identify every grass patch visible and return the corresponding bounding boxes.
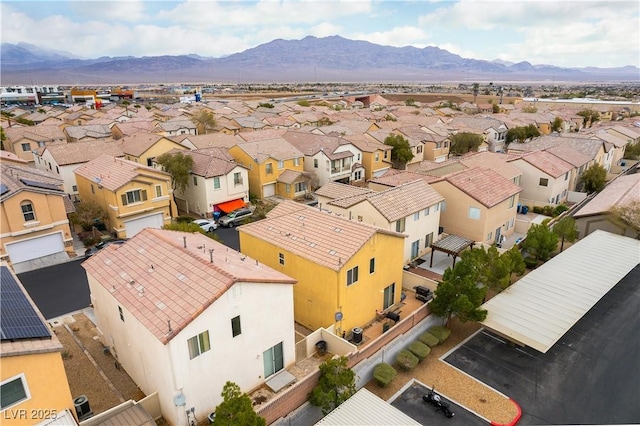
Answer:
[373,363,397,387]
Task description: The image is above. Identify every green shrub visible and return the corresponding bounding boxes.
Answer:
[532,206,544,214]
[524,256,539,269]
[176,216,193,223]
[407,341,431,360]
[396,349,419,370]
[553,205,569,216]
[542,206,554,216]
[428,326,452,344]
[418,332,440,347]
[373,363,396,387]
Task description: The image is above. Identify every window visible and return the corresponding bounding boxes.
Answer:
[1,374,30,410]
[539,178,549,187]
[347,266,359,286]
[279,252,285,265]
[354,170,362,180]
[314,159,318,168]
[118,306,124,322]
[91,184,95,194]
[294,182,307,192]
[440,201,446,212]
[513,176,521,186]
[266,163,273,174]
[423,207,430,216]
[213,176,221,189]
[233,172,243,186]
[375,152,380,161]
[263,342,284,378]
[285,184,291,193]
[294,157,301,166]
[56,166,59,174]
[21,201,35,221]
[411,240,419,258]
[384,151,389,159]
[72,185,78,192]
[188,330,211,359]
[21,143,31,152]
[411,211,419,221]
[425,232,433,248]
[278,160,284,169]
[508,195,515,208]
[231,316,241,337]
[395,217,406,233]
[383,283,395,310]
[487,232,493,241]
[121,189,147,206]
[564,172,569,181]
[325,160,330,172]
[155,184,162,198]
[369,258,375,274]
[468,207,481,220]
[193,176,198,186]
[416,145,423,154]
[434,203,440,212]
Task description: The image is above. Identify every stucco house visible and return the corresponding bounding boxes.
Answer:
[3,125,66,163]
[239,201,405,335]
[74,155,174,238]
[508,150,573,207]
[117,132,187,167]
[342,134,393,180]
[82,229,296,426]
[0,163,75,268]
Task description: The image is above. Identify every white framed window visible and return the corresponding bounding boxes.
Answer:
[375,152,380,161]
[233,172,243,186]
[285,184,291,193]
[414,212,420,221]
[423,207,430,216]
[508,195,515,208]
[347,266,359,286]
[434,203,440,212]
[294,157,301,166]
[188,330,210,359]
[20,201,35,222]
[1,373,30,410]
[121,189,147,206]
[266,163,273,174]
[278,160,284,169]
[395,217,406,233]
[416,145,423,154]
[279,252,285,265]
[21,143,31,152]
[487,232,493,241]
[263,342,284,378]
[295,182,307,192]
[155,184,162,198]
[383,283,395,310]
[213,176,221,189]
[354,170,362,180]
[564,172,569,181]
[468,207,481,220]
[425,232,433,248]
[72,185,78,192]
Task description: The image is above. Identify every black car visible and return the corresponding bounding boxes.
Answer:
[85,239,128,257]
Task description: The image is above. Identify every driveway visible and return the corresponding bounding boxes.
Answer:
[213,225,240,251]
[18,257,90,320]
[444,265,640,425]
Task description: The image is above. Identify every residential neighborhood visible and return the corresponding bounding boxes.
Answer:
[1,88,639,426]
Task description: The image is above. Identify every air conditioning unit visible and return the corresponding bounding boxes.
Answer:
[352,327,363,344]
[74,395,93,421]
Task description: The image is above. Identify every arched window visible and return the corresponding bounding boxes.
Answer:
[21,201,35,221]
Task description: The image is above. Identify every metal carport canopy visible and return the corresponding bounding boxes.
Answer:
[480,230,640,353]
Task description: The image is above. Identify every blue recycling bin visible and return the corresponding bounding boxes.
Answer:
[521,205,529,215]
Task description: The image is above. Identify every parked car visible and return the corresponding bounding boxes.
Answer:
[218,207,253,227]
[85,239,128,257]
[192,219,218,232]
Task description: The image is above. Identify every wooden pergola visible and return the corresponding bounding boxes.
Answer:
[429,235,475,268]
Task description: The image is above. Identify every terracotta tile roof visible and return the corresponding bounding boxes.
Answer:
[40,140,124,166]
[593,131,628,148]
[519,150,574,177]
[82,228,295,344]
[240,201,404,271]
[315,182,373,200]
[366,180,445,222]
[369,169,440,187]
[117,132,176,157]
[281,131,348,157]
[1,162,65,201]
[544,144,591,168]
[4,125,66,143]
[236,128,287,142]
[445,167,522,208]
[111,120,157,137]
[0,150,28,164]
[171,133,238,149]
[574,174,640,217]
[74,155,171,191]
[277,169,309,184]
[343,134,392,153]
[156,118,197,132]
[64,124,113,140]
[459,151,523,181]
[233,137,303,163]
[184,148,242,178]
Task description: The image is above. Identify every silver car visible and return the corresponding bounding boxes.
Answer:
[218,208,252,227]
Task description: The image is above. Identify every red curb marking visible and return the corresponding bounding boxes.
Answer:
[490,398,522,426]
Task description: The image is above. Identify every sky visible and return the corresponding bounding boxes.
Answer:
[2,0,639,68]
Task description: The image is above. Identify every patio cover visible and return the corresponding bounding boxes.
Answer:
[216,198,245,213]
[480,230,640,353]
[429,235,475,268]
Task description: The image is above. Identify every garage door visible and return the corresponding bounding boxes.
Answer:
[6,233,65,263]
[124,213,164,237]
[263,183,276,197]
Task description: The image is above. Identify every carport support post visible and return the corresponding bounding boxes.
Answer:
[430,249,435,267]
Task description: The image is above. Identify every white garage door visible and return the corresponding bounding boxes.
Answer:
[263,183,276,197]
[124,213,164,237]
[6,233,65,263]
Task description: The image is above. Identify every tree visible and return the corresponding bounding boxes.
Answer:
[69,201,108,231]
[608,200,640,239]
[460,245,525,293]
[405,98,416,107]
[428,259,488,327]
[309,356,356,415]
[384,134,414,168]
[472,83,479,104]
[577,109,600,127]
[492,103,500,113]
[213,381,265,426]
[580,163,607,193]
[624,142,640,160]
[156,152,194,216]
[506,126,527,145]
[0,127,5,150]
[449,132,484,155]
[552,216,578,252]
[522,223,559,261]
[1,110,15,127]
[551,117,563,132]
[122,100,131,117]
[524,124,541,139]
[192,109,217,134]
[501,247,526,284]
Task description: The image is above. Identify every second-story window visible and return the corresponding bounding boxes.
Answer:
[279,252,285,265]
[121,189,147,206]
[21,201,35,221]
[539,178,549,187]
[155,184,162,198]
[395,218,406,233]
[278,160,284,170]
[468,207,481,220]
[375,152,380,161]
[347,266,359,286]
[231,316,241,338]
[233,172,243,186]
[314,159,318,168]
[294,157,301,166]
[424,207,430,216]
[21,143,31,152]
[266,163,273,174]
[369,258,375,274]
[193,176,198,186]
[413,212,420,221]
[213,176,221,189]
[187,331,210,359]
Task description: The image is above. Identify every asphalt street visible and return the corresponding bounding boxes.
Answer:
[444,265,640,425]
[213,225,240,251]
[18,257,90,320]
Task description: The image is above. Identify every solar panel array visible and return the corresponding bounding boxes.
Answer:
[19,178,61,192]
[0,266,51,341]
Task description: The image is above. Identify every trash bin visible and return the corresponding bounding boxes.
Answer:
[315,340,327,356]
[521,205,529,215]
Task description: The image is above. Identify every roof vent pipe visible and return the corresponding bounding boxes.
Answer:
[183,236,187,248]
[209,249,214,263]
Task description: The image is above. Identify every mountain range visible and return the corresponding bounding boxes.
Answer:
[2,36,638,85]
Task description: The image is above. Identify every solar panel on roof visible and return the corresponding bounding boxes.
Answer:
[0,184,8,196]
[19,178,61,192]
[0,267,51,341]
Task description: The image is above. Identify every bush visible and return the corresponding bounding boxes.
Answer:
[407,341,431,360]
[532,206,544,214]
[373,363,397,387]
[542,206,554,216]
[553,205,569,216]
[524,256,539,269]
[176,216,193,223]
[396,349,419,370]
[418,332,440,347]
[428,326,452,344]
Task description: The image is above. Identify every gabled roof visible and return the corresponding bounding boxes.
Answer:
[74,155,170,191]
[170,133,238,149]
[64,124,113,140]
[574,174,640,217]
[0,162,65,201]
[0,150,28,164]
[459,151,522,181]
[236,128,287,142]
[343,133,392,153]
[82,229,295,344]
[277,169,310,184]
[443,167,522,208]
[239,201,405,271]
[281,131,352,157]
[518,150,574,177]
[38,140,124,166]
[365,180,444,222]
[117,132,180,157]
[232,137,303,163]
[110,120,156,137]
[315,181,372,200]
[369,169,440,187]
[4,125,66,143]
[183,147,243,178]
[155,118,196,132]
[544,144,591,168]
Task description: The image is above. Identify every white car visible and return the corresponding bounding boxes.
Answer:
[192,219,218,232]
